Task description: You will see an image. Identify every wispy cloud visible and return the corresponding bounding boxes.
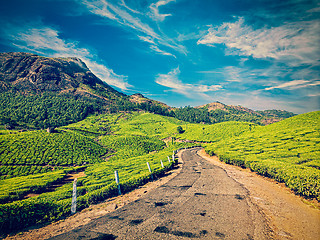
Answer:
[265,80,320,90]
[218,92,303,113]
[308,92,320,97]
[120,0,142,15]
[150,45,176,57]
[80,0,185,56]
[83,0,158,38]
[3,21,132,90]
[149,0,175,22]
[155,67,222,99]
[198,17,320,67]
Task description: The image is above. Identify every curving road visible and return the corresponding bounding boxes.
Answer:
[50,148,272,240]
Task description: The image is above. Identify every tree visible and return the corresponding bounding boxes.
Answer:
[177,126,184,134]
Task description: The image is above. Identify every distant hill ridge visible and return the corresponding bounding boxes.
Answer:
[195,102,295,125]
[196,101,256,114]
[129,93,173,110]
[0,52,122,97]
[0,52,295,128]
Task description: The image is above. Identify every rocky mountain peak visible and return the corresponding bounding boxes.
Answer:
[0,52,104,92]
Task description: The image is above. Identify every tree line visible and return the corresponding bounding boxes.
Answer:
[0,92,295,130]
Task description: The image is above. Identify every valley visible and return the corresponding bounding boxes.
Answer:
[0,52,319,239]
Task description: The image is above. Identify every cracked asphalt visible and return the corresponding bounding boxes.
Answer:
[50,148,272,240]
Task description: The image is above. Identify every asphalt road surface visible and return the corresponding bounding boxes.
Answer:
[50,148,271,240]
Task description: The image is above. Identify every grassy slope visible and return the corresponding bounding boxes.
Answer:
[111,112,185,138]
[0,130,107,179]
[177,121,258,142]
[0,112,195,233]
[0,111,319,233]
[205,111,320,200]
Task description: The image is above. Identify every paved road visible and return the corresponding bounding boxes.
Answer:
[50,148,271,240]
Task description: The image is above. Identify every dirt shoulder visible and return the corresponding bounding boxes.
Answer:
[4,152,184,240]
[198,149,320,240]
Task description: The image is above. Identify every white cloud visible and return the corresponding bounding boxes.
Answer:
[138,35,155,44]
[150,45,176,57]
[120,0,142,15]
[198,17,320,67]
[4,22,132,90]
[83,0,158,39]
[84,61,130,90]
[149,0,175,22]
[155,67,222,99]
[80,0,186,56]
[265,80,320,91]
[138,35,176,57]
[219,92,303,113]
[308,92,320,97]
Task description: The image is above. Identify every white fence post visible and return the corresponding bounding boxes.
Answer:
[147,162,153,180]
[115,170,121,195]
[71,178,77,215]
[160,159,164,168]
[172,154,175,163]
[167,156,171,163]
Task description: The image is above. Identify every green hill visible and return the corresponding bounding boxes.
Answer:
[0,110,319,234]
[0,52,170,130]
[0,52,316,233]
[205,111,320,200]
[0,129,107,179]
[0,52,295,131]
[0,112,195,233]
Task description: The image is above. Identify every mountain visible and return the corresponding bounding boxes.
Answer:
[195,102,295,125]
[129,93,172,110]
[0,52,136,129]
[171,101,295,125]
[196,102,255,114]
[0,52,124,98]
[0,52,295,129]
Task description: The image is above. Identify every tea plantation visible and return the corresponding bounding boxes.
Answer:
[0,111,319,234]
[205,111,320,200]
[0,112,195,233]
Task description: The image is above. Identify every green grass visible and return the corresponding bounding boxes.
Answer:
[0,130,107,179]
[0,110,319,234]
[177,121,258,142]
[0,170,67,204]
[111,112,185,138]
[0,142,193,233]
[205,111,320,200]
[98,134,166,159]
[0,112,197,233]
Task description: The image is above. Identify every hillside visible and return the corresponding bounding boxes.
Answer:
[0,110,319,234]
[205,111,320,200]
[0,53,169,129]
[194,102,295,125]
[0,112,195,233]
[129,93,172,110]
[0,52,295,130]
[0,52,120,96]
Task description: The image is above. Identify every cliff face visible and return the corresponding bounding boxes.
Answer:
[0,52,106,93]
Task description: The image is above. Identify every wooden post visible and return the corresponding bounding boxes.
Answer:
[167,156,171,163]
[71,178,77,215]
[115,170,121,195]
[172,154,175,162]
[160,159,164,168]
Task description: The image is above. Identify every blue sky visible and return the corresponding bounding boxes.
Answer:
[0,0,319,113]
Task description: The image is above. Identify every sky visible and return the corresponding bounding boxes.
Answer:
[0,0,319,114]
